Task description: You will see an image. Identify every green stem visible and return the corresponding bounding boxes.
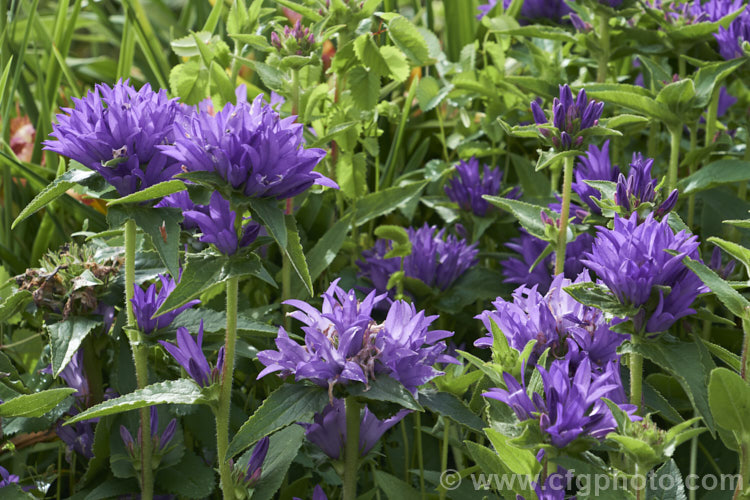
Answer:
[124,219,153,500]
[343,397,362,500]
[705,88,720,148]
[554,156,574,275]
[401,419,410,483]
[634,463,644,500]
[292,69,300,116]
[439,419,450,500]
[687,123,698,228]
[629,336,643,412]
[216,276,239,500]
[415,413,425,499]
[689,413,699,500]
[668,127,681,192]
[597,13,610,83]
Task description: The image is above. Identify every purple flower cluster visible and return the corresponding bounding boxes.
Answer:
[358,224,478,294]
[299,398,410,459]
[271,20,316,55]
[531,85,604,150]
[120,406,177,457]
[572,141,620,215]
[158,191,261,255]
[159,320,225,387]
[477,0,572,24]
[257,280,457,394]
[476,272,626,367]
[484,357,636,448]
[582,213,708,333]
[613,153,678,219]
[131,272,200,334]
[444,157,521,216]
[44,80,183,196]
[715,7,750,59]
[162,86,336,201]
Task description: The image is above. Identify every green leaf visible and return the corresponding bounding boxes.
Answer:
[274,0,323,21]
[354,34,389,75]
[679,160,750,194]
[0,388,76,418]
[158,451,216,499]
[485,428,541,477]
[210,61,237,105]
[108,205,183,278]
[374,225,410,246]
[106,180,187,206]
[0,290,32,323]
[48,317,101,376]
[284,213,314,296]
[482,196,547,240]
[693,59,746,107]
[699,338,741,372]
[169,61,210,105]
[380,46,410,83]
[586,87,679,126]
[347,66,380,110]
[247,198,287,249]
[564,282,640,318]
[535,149,580,172]
[626,336,716,432]
[494,25,576,42]
[374,471,420,500]
[155,252,272,315]
[415,75,453,112]
[228,33,271,52]
[254,61,285,91]
[354,181,427,226]
[306,215,351,281]
[709,367,750,436]
[170,31,213,58]
[12,169,97,229]
[338,152,368,200]
[347,376,423,411]
[647,459,687,500]
[387,16,431,65]
[418,390,485,432]
[226,384,328,459]
[708,236,750,275]
[682,255,750,318]
[244,425,306,500]
[66,379,207,424]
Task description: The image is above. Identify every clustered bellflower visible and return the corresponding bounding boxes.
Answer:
[613,153,678,219]
[715,4,750,59]
[477,0,572,24]
[444,157,521,216]
[257,280,457,395]
[531,85,604,151]
[476,272,627,368]
[358,224,478,294]
[299,398,410,460]
[572,141,620,215]
[162,86,336,201]
[159,320,225,387]
[131,272,200,334]
[271,20,316,56]
[44,80,182,196]
[582,213,708,333]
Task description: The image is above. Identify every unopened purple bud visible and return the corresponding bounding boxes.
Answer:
[575,135,584,147]
[570,13,589,31]
[150,406,158,439]
[271,32,282,49]
[120,425,135,452]
[655,189,678,217]
[160,418,177,451]
[245,436,270,487]
[531,100,547,125]
[560,131,572,149]
[540,211,556,227]
[615,174,630,211]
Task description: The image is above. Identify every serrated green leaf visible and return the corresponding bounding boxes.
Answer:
[380,45,410,83]
[284,214,313,296]
[387,16,431,65]
[354,181,427,226]
[0,388,76,418]
[169,61,210,105]
[347,376,423,411]
[49,317,101,376]
[66,379,207,424]
[0,290,32,323]
[679,160,750,194]
[12,169,97,229]
[483,196,547,240]
[374,471,420,500]
[710,367,750,437]
[682,255,749,318]
[106,180,187,206]
[419,391,485,432]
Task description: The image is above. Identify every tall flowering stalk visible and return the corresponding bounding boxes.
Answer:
[43,80,185,499]
[163,85,332,499]
[531,85,604,275]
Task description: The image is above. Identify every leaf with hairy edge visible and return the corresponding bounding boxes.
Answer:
[387,16,431,65]
[679,160,750,194]
[483,196,548,240]
[106,180,186,206]
[0,388,76,418]
[347,376,422,411]
[244,425,306,500]
[419,390,485,432]
[682,255,749,318]
[169,61,210,105]
[226,384,328,459]
[586,88,679,126]
[0,290,32,323]
[49,317,101,376]
[306,214,351,281]
[646,459,688,500]
[284,214,313,296]
[247,198,287,249]
[65,379,207,424]
[354,181,428,226]
[12,169,97,228]
[155,252,273,315]
[374,471,420,500]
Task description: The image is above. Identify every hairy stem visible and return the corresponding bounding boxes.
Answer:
[687,123,698,228]
[668,126,681,192]
[217,276,239,500]
[343,397,362,500]
[554,155,574,275]
[705,87,720,148]
[124,219,153,500]
[439,419,450,500]
[415,412,425,499]
[629,337,643,411]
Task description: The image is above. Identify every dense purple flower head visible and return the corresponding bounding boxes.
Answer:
[688,0,746,23]
[531,85,604,151]
[484,357,637,448]
[162,86,336,201]
[444,157,518,216]
[715,8,750,59]
[358,224,478,294]
[181,192,260,255]
[572,141,620,214]
[132,272,200,334]
[44,80,182,196]
[476,272,626,367]
[501,230,595,294]
[582,213,708,333]
[299,398,409,460]
[613,153,678,219]
[0,466,19,488]
[159,320,224,387]
[257,280,457,394]
[242,436,269,487]
[477,0,572,23]
[272,20,316,55]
